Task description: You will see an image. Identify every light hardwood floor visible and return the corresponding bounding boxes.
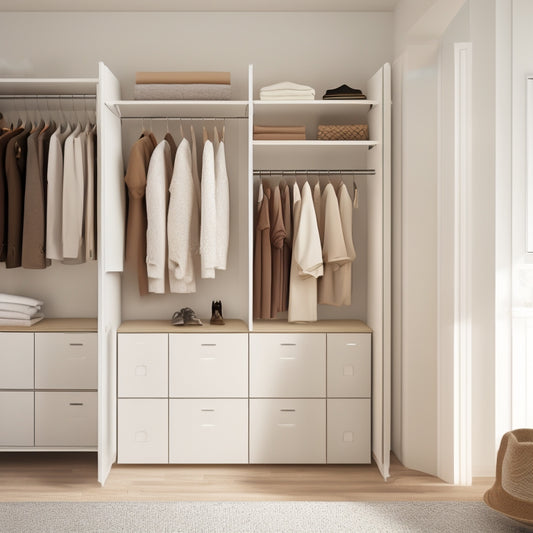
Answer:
[0,453,493,502]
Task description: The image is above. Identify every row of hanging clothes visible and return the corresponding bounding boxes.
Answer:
[0,96,97,269]
[253,173,359,323]
[124,120,230,296]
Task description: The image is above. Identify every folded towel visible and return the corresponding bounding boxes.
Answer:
[260,93,315,101]
[260,81,315,94]
[0,302,42,314]
[254,133,306,140]
[134,83,231,101]
[0,309,43,320]
[0,293,44,307]
[253,125,306,134]
[0,316,44,327]
[136,72,231,85]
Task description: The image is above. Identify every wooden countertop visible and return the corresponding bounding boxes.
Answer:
[0,317,97,332]
[118,319,249,333]
[252,319,372,333]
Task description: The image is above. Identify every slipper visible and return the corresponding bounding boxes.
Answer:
[182,307,203,326]
[171,310,185,326]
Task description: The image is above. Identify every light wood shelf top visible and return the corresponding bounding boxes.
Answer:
[118,319,249,333]
[252,319,372,333]
[0,318,97,332]
[253,140,377,147]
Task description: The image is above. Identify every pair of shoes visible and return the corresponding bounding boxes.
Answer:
[171,307,203,326]
[210,300,225,325]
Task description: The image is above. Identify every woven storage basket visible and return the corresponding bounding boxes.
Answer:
[317,124,369,140]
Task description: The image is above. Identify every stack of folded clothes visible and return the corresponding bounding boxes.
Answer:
[0,293,44,326]
[322,84,366,100]
[134,72,231,100]
[253,125,306,140]
[260,82,315,101]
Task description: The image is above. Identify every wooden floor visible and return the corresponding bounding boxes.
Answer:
[0,452,493,502]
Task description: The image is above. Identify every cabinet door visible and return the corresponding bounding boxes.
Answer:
[35,391,97,446]
[327,399,371,464]
[249,399,326,463]
[249,334,326,398]
[118,399,168,464]
[169,399,248,463]
[0,391,34,446]
[327,333,371,398]
[35,333,97,389]
[0,333,34,389]
[118,334,168,398]
[169,334,248,398]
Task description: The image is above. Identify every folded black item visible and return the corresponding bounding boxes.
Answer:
[323,84,366,100]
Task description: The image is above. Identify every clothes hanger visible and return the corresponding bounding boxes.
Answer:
[353,174,359,209]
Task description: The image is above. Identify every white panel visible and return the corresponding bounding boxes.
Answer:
[327,399,371,463]
[169,399,248,463]
[249,334,326,398]
[0,333,34,389]
[98,61,122,485]
[0,391,34,446]
[327,333,371,398]
[249,399,326,463]
[169,334,248,398]
[35,333,97,389]
[35,391,97,446]
[118,334,168,398]
[117,399,168,464]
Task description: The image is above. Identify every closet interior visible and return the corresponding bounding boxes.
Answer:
[0,62,390,486]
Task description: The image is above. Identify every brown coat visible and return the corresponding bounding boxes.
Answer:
[5,123,31,268]
[253,187,271,320]
[124,132,157,296]
[269,185,286,318]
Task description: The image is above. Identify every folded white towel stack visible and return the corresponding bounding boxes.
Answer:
[0,293,44,326]
[260,81,315,101]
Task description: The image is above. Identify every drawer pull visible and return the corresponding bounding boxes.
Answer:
[201,343,217,347]
[277,423,295,427]
[346,342,358,347]
[69,402,84,406]
[201,409,215,412]
[201,424,216,428]
[200,356,216,361]
[280,356,296,360]
[280,343,296,346]
[69,343,84,347]
[280,409,295,412]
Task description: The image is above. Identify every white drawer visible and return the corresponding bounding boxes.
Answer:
[169,334,247,398]
[169,399,248,463]
[249,399,326,463]
[0,391,34,446]
[118,334,168,398]
[34,391,97,446]
[0,333,34,389]
[327,399,371,464]
[249,334,326,398]
[118,399,168,464]
[35,333,97,389]
[327,333,371,398]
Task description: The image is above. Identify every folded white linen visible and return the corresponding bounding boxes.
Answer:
[260,94,315,100]
[0,315,44,326]
[0,310,43,320]
[260,81,315,94]
[0,302,42,314]
[0,293,44,307]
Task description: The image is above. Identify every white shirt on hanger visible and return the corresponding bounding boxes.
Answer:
[214,126,230,270]
[200,130,216,279]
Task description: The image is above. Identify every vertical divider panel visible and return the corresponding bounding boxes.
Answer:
[248,64,254,332]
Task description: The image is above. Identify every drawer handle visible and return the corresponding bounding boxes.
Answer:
[280,409,295,412]
[200,356,216,361]
[201,409,215,412]
[69,402,84,406]
[346,342,358,347]
[69,343,84,347]
[277,423,295,427]
[280,343,296,346]
[280,356,296,360]
[201,343,217,347]
[201,424,216,428]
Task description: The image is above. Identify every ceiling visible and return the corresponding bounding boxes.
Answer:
[0,0,400,12]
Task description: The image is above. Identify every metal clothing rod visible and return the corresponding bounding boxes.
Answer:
[253,169,375,176]
[119,116,246,121]
[0,94,96,100]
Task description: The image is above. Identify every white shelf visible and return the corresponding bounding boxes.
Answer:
[0,78,98,95]
[105,100,249,119]
[253,140,377,147]
[253,99,376,107]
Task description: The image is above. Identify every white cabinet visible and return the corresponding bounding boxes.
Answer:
[249,333,326,397]
[118,399,168,464]
[118,334,168,397]
[35,333,97,390]
[0,391,34,446]
[249,399,326,463]
[0,333,34,389]
[169,399,248,463]
[169,334,248,398]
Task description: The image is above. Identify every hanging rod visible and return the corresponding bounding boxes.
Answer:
[253,169,375,176]
[119,115,246,121]
[0,94,96,100]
